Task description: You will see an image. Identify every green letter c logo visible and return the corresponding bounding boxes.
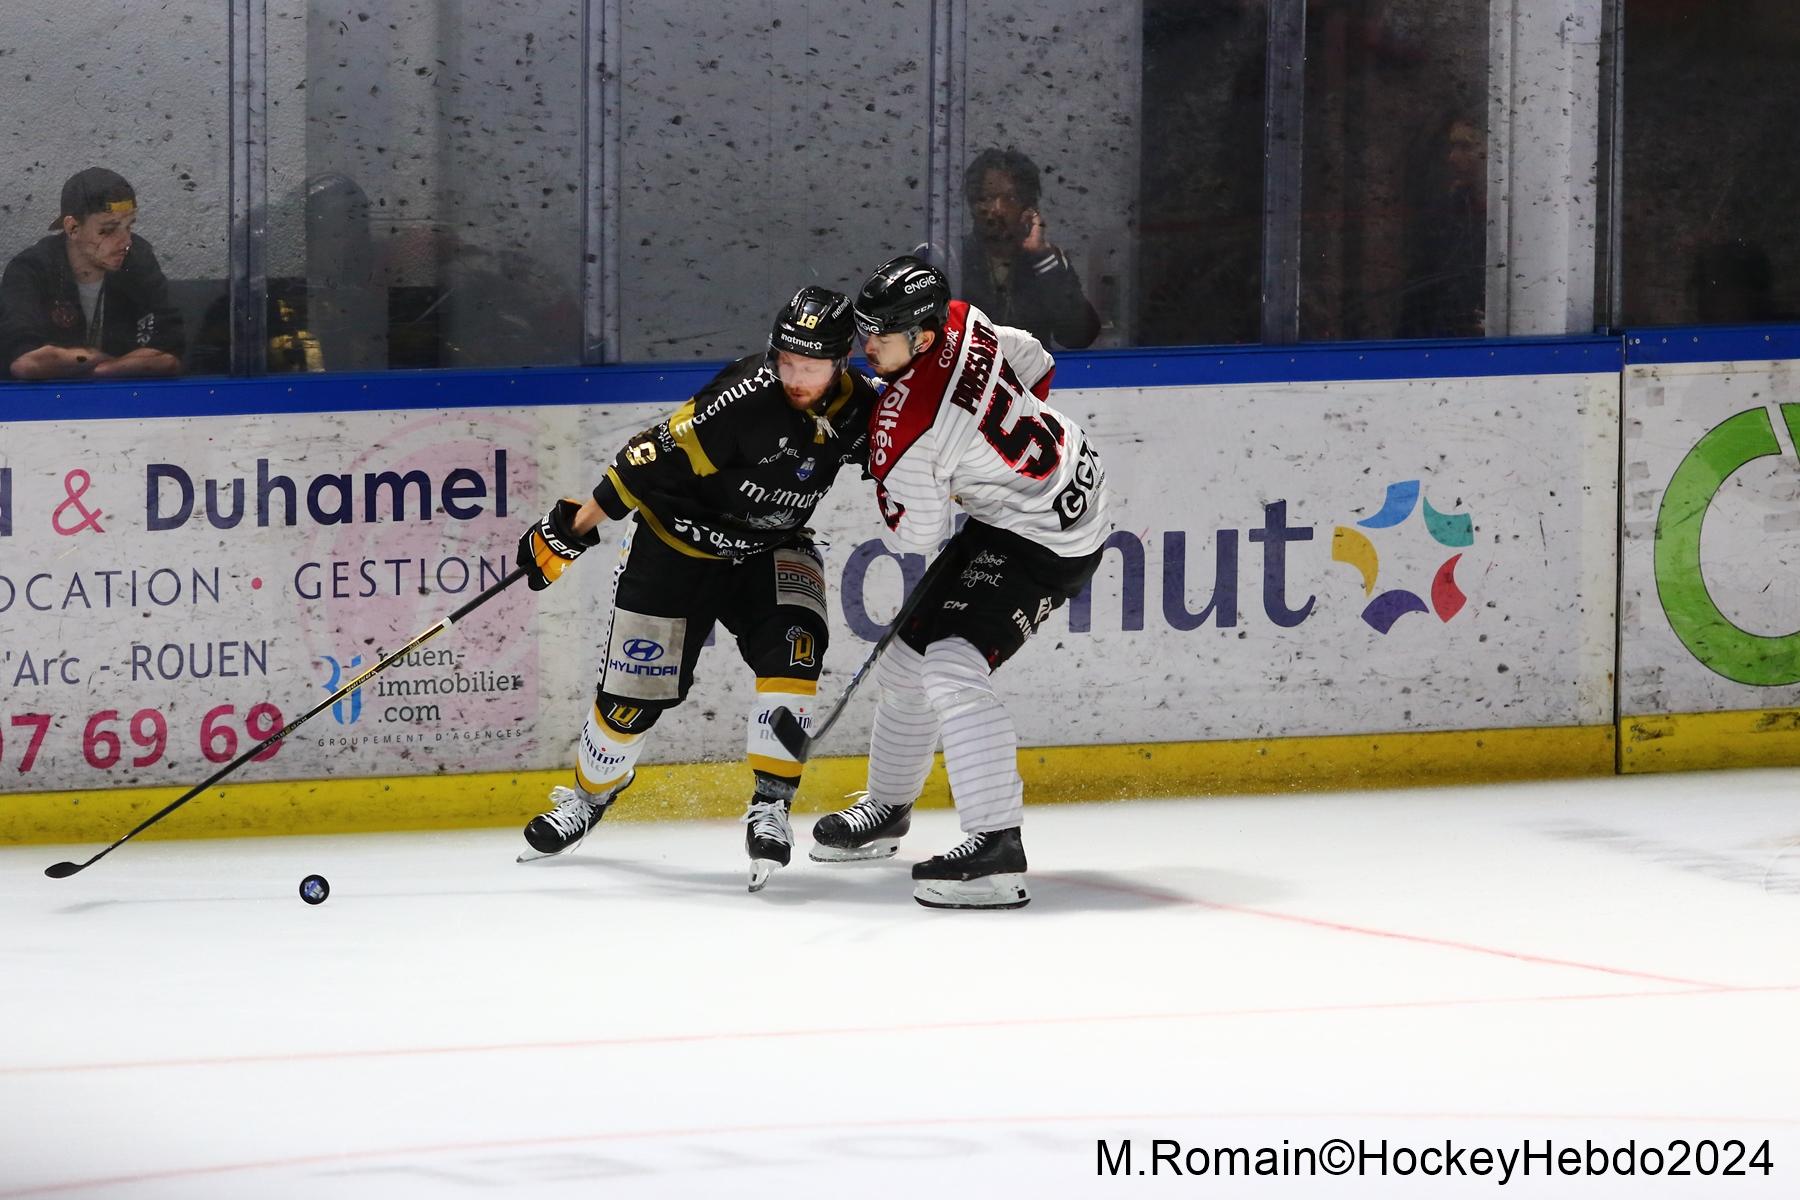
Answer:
[1654,404,1800,686]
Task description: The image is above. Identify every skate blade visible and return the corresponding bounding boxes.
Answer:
[516,845,567,863]
[808,838,902,863]
[913,873,1030,910]
[748,858,782,893]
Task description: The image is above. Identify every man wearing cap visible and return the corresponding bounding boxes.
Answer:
[1,167,185,380]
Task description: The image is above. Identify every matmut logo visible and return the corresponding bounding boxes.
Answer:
[871,381,912,469]
[1330,480,1474,634]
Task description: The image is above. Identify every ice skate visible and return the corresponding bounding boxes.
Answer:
[517,771,635,862]
[911,826,1029,909]
[810,791,913,862]
[745,795,794,892]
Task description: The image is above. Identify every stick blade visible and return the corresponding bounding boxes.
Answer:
[44,861,83,879]
[769,705,813,762]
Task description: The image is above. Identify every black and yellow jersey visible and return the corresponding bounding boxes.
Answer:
[592,353,879,560]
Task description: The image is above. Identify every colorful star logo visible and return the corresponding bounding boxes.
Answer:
[1332,480,1473,633]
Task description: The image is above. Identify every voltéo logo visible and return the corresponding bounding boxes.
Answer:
[1330,480,1473,634]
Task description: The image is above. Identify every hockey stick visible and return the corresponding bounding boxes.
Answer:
[769,548,955,763]
[45,568,529,879]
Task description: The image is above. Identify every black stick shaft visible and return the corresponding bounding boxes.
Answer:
[45,568,527,878]
[792,616,903,755]
[774,547,955,762]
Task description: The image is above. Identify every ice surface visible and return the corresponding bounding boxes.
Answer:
[3,770,1797,1198]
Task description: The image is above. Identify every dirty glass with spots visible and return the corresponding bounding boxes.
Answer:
[0,1,228,375]
[265,0,585,371]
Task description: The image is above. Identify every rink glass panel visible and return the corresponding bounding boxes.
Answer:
[1133,0,1269,348]
[1297,0,1491,342]
[609,2,930,363]
[0,0,230,372]
[949,5,1145,349]
[8,3,1800,377]
[261,0,587,372]
[1618,2,1800,326]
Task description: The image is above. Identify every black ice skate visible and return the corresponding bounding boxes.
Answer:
[517,772,635,862]
[911,826,1029,909]
[744,795,794,893]
[810,792,913,862]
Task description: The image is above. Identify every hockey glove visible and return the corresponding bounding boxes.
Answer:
[518,499,600,591]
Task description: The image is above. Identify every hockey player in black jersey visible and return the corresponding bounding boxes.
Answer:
[515,287,879,891]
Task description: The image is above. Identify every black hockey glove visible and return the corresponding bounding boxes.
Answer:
[518,499,600,591]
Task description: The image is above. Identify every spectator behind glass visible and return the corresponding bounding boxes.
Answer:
[0,168,185,379]
[1399,114,1488,338]
[187,173,376,375]
[959,148,1102,350]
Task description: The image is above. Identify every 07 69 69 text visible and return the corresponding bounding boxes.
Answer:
[0,703,286,774]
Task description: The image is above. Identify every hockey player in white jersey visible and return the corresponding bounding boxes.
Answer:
[810,254,1113,908]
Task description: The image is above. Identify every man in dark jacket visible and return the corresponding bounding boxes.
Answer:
[1,168,185,380]
[958,147,1102,350]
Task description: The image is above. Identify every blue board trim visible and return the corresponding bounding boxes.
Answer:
[1055,335,1620,389]
[0,363,724,422]
[1,334,1631,422]
[1623,323,1800,366]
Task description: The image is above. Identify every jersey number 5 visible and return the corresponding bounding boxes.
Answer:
[978,381,1062,480]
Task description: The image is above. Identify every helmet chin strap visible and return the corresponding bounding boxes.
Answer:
[800,357,847,437]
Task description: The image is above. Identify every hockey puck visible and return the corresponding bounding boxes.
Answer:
[298,874,330,905]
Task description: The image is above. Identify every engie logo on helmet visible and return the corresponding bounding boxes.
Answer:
[622,638,664,662]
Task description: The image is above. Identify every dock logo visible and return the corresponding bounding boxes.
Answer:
[1655,404,1800,685]
[321,653,366,724]
[786,626,816,668]
[1330,480,1473,634]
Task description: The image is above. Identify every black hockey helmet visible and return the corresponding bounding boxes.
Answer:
[853,255,950,337]
[769,286,855,360]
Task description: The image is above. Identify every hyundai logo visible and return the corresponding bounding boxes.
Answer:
[622,638,665,662]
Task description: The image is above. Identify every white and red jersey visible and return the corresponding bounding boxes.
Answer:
[868,300,1111,558]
